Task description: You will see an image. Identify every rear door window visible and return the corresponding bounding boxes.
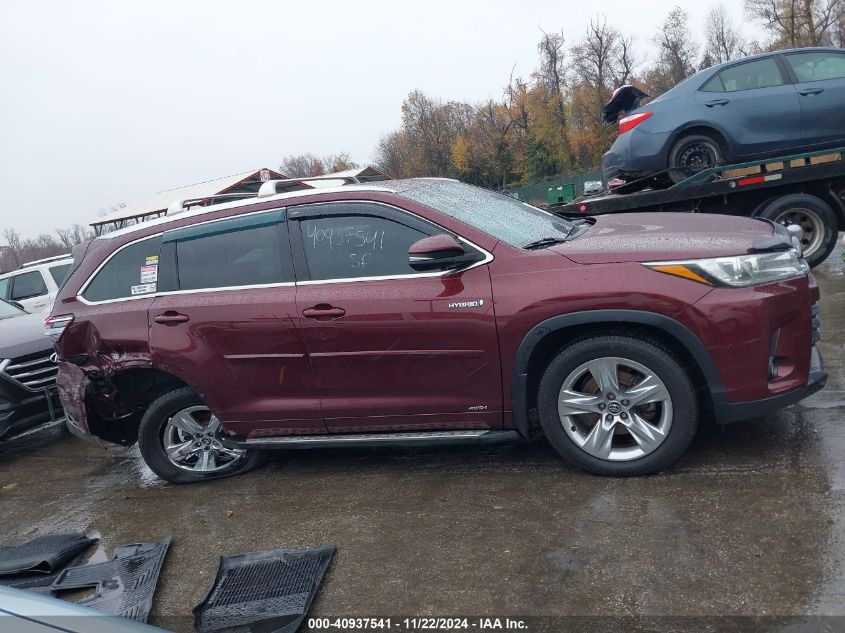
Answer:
[82,236,163,302]
[701,58,785,92]
[785,51,845,82]
[10,271,48,300]
[164,210,291,291]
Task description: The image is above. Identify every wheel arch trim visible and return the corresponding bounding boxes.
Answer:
[510,309,726,438]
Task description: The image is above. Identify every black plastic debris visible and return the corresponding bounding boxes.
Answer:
[50,536,171,623]
[0,533,96,576]
[193,544,335,633]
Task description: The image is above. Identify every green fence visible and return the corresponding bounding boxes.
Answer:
[511,171,603,206]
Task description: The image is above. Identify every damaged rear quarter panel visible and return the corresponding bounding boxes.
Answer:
[55,297,159,444]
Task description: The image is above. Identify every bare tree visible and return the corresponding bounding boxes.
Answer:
[3,228,22,268]
[279,153,326,178]
[704,4,744,65]
[746,0,844,47]
[612,34,638,86]
[646,7,699,95]
[56,224,93,250]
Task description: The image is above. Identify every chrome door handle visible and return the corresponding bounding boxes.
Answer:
[798,87,824,96]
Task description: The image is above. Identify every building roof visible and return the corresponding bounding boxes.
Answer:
[91,168,286,228]
[323,165,391,183]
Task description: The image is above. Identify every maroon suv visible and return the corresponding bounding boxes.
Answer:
[48,179,825,483]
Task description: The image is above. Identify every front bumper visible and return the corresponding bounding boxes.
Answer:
[714,346,826,423]
[0,389,63,440]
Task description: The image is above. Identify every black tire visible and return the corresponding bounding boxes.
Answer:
[668,133,723,184]
[757,194,838,268]
[537,335,698,476]
[137,387,266,484]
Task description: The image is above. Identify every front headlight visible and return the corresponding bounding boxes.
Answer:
[645,250,809,287]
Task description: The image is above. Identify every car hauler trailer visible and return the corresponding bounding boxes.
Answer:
[548,147,845,268]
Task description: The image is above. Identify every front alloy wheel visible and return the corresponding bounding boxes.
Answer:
[558,357,672,461]
[537,335,698,476]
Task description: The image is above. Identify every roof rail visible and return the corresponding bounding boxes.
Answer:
[165,174,362,215]
[22,254,72,268]
[256,175,360,198]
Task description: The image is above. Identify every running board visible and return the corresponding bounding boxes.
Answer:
[223,429,521,450]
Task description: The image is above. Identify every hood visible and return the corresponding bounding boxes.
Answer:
[602,85,648,124]
[556,213,779,264]
[0,310,53,360]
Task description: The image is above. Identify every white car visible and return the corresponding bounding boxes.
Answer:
[0,255,73,313]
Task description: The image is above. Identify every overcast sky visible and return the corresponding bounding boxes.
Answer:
[0,0,756,238]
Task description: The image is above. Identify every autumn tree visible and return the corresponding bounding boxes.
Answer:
[453,101,516,189]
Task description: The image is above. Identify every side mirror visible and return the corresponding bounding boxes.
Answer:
[408,234,484,272]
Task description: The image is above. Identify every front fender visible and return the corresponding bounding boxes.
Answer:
[510,309,725,438]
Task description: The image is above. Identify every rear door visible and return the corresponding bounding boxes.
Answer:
[782,50,845,148]
[8,270,50,313]
[149,209,323,439]
[288,200,502,433]
[694,56,801,157]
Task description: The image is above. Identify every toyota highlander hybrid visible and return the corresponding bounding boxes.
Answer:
[47,178,825,483]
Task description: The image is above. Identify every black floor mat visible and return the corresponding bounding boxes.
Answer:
[0,533,96,576]
[50,536,171,623]
[193,544,335,633]
[0,548,89,592]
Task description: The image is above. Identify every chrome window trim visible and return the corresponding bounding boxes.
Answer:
[76,232,165,305]
[155,281,296,297]
[77,207,293,306]
[76,198,494,305]
[288,199,494,284]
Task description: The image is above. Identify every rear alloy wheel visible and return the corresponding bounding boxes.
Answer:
[668,134,723,184]
[537,336,698,476]
[162,406,245,474]
[138,387,266,484]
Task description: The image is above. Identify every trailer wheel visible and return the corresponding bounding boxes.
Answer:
[757,194,838,268]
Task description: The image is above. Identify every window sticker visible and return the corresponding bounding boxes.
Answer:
[140,265,158,284]
[145,255,159,265]
[130,283,157,295]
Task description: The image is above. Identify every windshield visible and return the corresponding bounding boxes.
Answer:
[396,180,574,248]
[0,299,24,320]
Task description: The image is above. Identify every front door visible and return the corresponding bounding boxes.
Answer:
[148,209,324,438]
[288,201,502,433]
[694,56,801,158]
[782,50,845,148]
